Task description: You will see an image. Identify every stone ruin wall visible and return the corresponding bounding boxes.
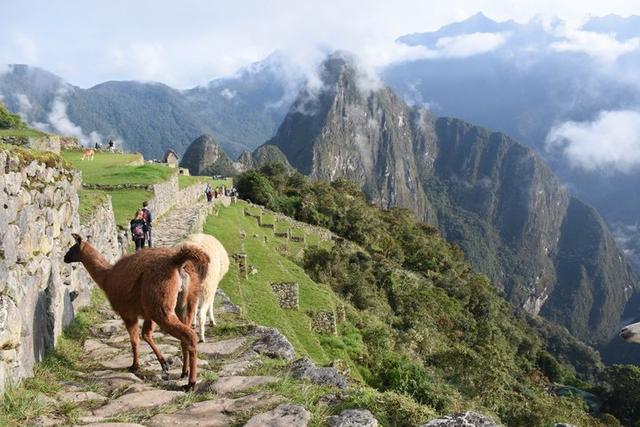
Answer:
[0,148,121,392]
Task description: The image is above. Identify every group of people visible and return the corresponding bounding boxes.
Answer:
[129,201,153,250]
[130,184,237,250]
[205,183,237,203]
[94,139,116,152]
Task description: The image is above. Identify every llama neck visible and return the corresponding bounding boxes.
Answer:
[79,243,113,289]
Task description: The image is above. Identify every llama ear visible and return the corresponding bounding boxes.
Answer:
[72,233,82,244]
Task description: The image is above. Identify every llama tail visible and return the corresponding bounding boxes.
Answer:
[172,244,210,284]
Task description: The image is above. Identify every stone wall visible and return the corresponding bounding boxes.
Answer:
[76,197,123,307]
[0,147,121,392]
[271,283,299,310]
[147,175,206,220]
[0,135,62,153]
[310,311,337,335]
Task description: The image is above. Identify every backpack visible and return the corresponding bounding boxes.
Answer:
[142,208,150,223]
[132,223,144,238]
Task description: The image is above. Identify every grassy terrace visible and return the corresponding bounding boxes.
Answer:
[178,174,232,190]
[204,201,357,369]
[62,150,174,186]
[0,128,47,138]
[62,150,174,228]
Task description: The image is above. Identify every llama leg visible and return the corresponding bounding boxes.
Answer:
[125,319,140,373]
[158,314,198,390]
[142,319,169,373]
[197,301,208,343]
[208,301,216,326]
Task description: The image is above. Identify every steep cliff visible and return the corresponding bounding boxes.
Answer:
[268,53,638,346]
[267,54,435,223]
[179,134,238,177]
[235,144,292,173]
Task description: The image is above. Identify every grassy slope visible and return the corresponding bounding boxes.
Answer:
[62,150,171,227]
[204,201,351,366]
[62,150,174,185]
[178,174,232,190]
[0,128,47,137]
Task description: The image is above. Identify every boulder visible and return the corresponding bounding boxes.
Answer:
[421,411,499,427]
[327,409,378,427]
[244,403,311,427]
[289,358,348,388]
[249,326,295,360]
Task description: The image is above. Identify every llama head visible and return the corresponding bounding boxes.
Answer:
[64,233,84,263]
[620,321,640,344]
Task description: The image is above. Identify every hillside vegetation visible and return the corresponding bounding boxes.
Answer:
[225,162,639,426]
[0,101,45,137]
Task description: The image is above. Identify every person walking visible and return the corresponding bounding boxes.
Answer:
[141,201,153,247]
[130,210,147,251]
[108,139,115,152]
[205,183,213,203]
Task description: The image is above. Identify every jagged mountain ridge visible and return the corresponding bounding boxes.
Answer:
[267,53,638,347]
[179,134,291,176]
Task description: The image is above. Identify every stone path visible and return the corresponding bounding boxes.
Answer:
[32,196,366,426]
[152,198,216,247]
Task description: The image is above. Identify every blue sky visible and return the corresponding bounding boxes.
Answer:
[2,0,640,88]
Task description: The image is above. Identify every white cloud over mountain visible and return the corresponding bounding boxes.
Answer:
[546,109,640,173]
[551,29,640,62]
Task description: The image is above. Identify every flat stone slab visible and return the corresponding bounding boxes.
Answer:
[198,337,246,357]
[83,424,146,427]
[197,375,278,395]
[147,392,283,427]
[57,390,107,405]
[245,403,311,427]
[90,371,142,391]
[80,389,183,423]
[218,358,262,376]
[99,353,136,370]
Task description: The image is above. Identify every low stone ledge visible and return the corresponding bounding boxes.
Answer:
[309,311,337,335]
[271,282,299,310]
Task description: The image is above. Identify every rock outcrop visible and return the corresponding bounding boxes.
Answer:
[289,358,348,388]
[328,409,378,427]
[235,144,293,173]
[180,134,238,176]
[421,411,499,427]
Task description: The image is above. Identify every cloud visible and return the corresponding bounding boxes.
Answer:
[13,93,32,120]
[545,109,640,173]
[435,32,509,57]
[105,43,172,84]
[219,88,236,100]
[551,29,640,62]
[12,34,39,63]
[44,89,104,146]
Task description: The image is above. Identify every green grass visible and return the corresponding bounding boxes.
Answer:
[1,143,71,170]
[178,175,232,190]
[0,291,107,426]
[0,128,47,137]
[204,201,342,364]
[62,150,174,186]
[109,189,154,228]
[77,189,109,224]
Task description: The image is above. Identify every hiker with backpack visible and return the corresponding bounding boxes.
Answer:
[142,201,153,247]
[130,210,147,251]
[205,183,213,203]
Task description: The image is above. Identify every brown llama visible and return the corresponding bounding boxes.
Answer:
[81,148,95,160]
[63,233,209,390]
